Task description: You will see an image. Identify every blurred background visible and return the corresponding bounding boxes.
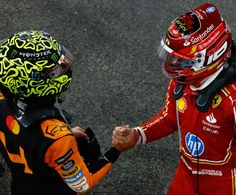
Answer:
[0,0,235,194]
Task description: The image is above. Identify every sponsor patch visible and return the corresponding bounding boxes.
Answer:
[64,171,84,183]
[41,119,72,139]
[55,149,73,165]
[69,177,87,187]
[190,24,214,44]
[184,40,190,46]
[46,124,69,136]
[197,169,222,176]
[6,115,20,135]
[212,95,222,108]
[203,126,219,135]
[177,97,187,112]
[62,165,80,177]
[185,132,204,157]
[202,120,220,129]
[206,113,217,124]
[62,160,75,171]
[74,184,89,192]
[206,6,215,13]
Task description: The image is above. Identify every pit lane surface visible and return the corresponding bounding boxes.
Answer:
[0,0,235,194]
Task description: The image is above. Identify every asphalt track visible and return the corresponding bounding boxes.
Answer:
[0,0,236,194]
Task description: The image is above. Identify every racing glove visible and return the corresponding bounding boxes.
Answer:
[76,127,119,174]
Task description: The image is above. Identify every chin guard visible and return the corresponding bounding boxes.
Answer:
[173,41,236,112]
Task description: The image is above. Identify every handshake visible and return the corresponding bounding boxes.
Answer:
[111,125,140,153]
[71,125,141,154]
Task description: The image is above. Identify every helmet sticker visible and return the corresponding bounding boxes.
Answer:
[0,31,73,97]
[206,7,216,13]
[168,12,200,39]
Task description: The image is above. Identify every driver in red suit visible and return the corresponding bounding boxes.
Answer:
[112,3,236,195]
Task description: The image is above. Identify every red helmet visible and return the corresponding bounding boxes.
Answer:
[158,3,232,84]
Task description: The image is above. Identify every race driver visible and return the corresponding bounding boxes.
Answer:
[0,31,127,195]
[112,3,236,195]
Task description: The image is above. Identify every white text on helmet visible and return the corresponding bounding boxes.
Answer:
[190,24,214,44]
[19,50,52,58]
[207,41,227,65]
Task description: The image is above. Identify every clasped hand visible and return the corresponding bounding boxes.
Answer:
[112,125,139,153]
[71,125,140,153]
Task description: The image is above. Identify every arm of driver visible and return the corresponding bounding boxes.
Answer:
[44,135,112,193]
[112,127,140,152]
[140,80,178,143]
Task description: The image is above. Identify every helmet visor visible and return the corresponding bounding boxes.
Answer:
[158,39,202,77]
[45,46,74,79]
[158,39,197,67]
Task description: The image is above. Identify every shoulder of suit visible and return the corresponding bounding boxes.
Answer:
[221,83,236,98]
[40,119,72,140]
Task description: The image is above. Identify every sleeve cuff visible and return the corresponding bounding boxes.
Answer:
[134,127,147,144]
[104,147,120,163]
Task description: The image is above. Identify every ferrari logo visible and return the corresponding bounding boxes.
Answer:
[212,95,222,108]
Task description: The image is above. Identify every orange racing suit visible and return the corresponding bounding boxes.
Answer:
[0,93,119,195]
[137,79,236,195]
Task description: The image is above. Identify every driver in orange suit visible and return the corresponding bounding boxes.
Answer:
[0,31,127,195]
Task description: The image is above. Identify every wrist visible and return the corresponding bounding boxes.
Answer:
[134,127,146,145]
[104,147,120,163]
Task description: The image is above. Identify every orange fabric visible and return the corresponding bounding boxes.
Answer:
[43,119,112,193]
[0,131,33,174]
[40,119,72,139]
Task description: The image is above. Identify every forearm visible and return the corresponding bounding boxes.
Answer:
[87,147,119,173]
[138,113,177,143]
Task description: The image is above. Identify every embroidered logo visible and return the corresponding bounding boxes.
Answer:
[46,124,68,136]
[177,97,187,112]
[6,115,20,135]
[55,149,73,165]
[212,95,222,108]
[62,160,75,171]
[185,132,204,157]
[206,113,217,124]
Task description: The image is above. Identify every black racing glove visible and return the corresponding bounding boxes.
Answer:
[76,127,101,166]
[76,127,119,174]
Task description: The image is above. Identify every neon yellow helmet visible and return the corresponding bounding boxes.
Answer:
[0,30,73,98]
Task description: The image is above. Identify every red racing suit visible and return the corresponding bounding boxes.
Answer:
[137,79,236,195]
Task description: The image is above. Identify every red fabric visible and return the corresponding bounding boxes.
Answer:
[141,80,236,194]
[140,80,178,142]
[168,159,235,195]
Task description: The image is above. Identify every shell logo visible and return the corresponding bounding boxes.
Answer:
[6,115,20,135]
[166,38,170,45]
[177,97,187,112]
